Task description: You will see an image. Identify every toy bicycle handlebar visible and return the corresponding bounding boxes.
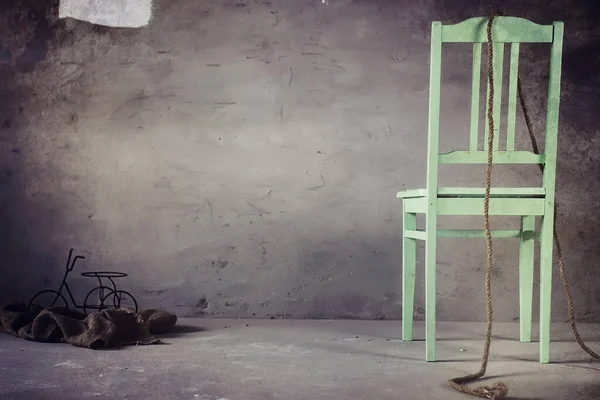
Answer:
[68,255,86,271]
[66,248,86,272]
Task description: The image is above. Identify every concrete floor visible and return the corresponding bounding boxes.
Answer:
[1,319,599,400]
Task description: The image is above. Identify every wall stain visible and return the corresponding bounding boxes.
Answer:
[1,0,600,322]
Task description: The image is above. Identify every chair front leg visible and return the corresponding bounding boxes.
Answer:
[519,215,535,342]
[402,208,417,341]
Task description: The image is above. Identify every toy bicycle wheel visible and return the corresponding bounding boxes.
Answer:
[102,290,138,312]
[28,290,68,313]
[83,285,115,314]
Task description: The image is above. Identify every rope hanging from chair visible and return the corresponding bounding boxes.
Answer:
[446,14,599,400]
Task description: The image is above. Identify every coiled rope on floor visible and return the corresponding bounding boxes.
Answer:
[447,14,599,400]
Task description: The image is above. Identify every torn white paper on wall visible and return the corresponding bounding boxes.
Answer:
[59,0,153,28]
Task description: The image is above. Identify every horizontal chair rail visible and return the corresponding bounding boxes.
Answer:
[438,229,540,239]
[397,187,546,199]
[405,229,540,239]
[440,16,554,43]
[438,198,546,215]
[402,197,546,215]
[438,187,545,198]
[439,151,545,164]
[405,230,427,240]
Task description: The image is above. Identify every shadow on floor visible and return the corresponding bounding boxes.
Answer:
[3,388,80,400]
[157,324,205,339]
[575,383,600,399]
[504,354,600,368]
[535,382,600,400]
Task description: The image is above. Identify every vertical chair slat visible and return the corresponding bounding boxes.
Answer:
[483,43,505,152]
[492,43,504,151]
[469,43,482,151]
[506,43,520,151]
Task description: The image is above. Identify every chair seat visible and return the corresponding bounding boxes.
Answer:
[397,187,545,199]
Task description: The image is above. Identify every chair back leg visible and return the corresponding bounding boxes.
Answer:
[539,212,555,363]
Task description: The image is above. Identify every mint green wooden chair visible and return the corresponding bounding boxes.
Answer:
[397,16,564,364]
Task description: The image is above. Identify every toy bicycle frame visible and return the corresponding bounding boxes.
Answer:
[28,248,138,314]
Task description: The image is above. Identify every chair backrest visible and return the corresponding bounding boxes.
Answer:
[425,16,564,193]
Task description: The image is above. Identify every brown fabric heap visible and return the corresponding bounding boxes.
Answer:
[0,302,177,349]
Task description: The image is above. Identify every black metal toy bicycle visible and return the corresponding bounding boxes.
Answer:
[28,248,138,314]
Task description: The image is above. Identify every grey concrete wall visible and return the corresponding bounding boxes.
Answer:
[1,0,599,322]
